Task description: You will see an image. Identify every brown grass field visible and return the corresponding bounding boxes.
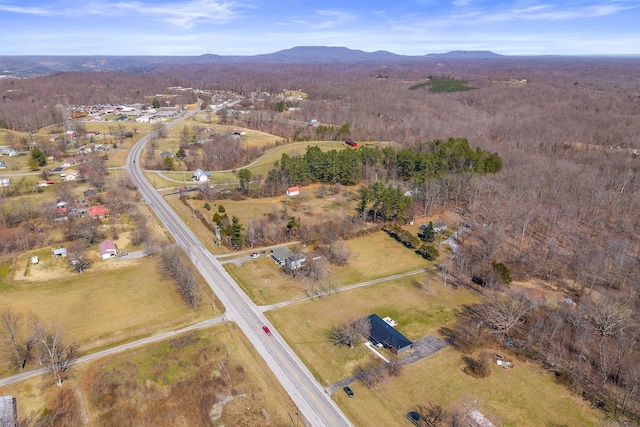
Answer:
[266,276,603,426]
[226,230,443,305]
[336,346,604,427]
[266,274,478,385]
[0,325,298,426]
[0,253,213,377]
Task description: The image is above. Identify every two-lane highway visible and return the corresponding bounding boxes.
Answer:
[127,105,352,426]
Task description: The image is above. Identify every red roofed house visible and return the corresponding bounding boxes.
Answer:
[89,206,107,219]
[98,240,117,260]
[286,186,299,197]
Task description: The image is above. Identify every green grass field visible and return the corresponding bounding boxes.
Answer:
[267,275,602,426]
[266,275,478,385]
[337,346,603,427]
[0,255,213,377]
[225,230,440,305]
[409,78,476,93]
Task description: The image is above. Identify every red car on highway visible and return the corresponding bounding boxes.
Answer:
[262,326,271,335]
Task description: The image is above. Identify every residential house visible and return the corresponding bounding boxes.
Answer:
[1,148,18,156]
[285,253,306,270]
[89,206,107,219]
[0,160,6,169]
[286,186,300,197]
[432,221,448,233]
[271,247,293,266]
[0,178,11,188]
[52,247,67,257]
[62,155,88,167]
[62,169,80,181]
[192,168,211,182]
[159,151,174,159]
[83,189,98,201]
[367,314,413,355]
[36,179,56,188]
[98,240,117,259]
[270,247,306,270]
[0,395,17,427]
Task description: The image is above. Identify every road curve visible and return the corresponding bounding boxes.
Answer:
[126,104,352,427]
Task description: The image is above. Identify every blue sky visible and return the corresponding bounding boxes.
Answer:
[0,0,638,56]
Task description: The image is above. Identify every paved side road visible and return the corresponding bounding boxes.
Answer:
[0,316,224,388]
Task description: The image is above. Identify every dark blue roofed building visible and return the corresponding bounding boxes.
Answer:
[367,314,413,355]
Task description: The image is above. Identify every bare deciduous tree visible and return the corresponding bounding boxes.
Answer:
[328,317,371,348]
[32,322,79,386]
[0,308,35,371]
[479,290,533,338]
[161,245,202,309]
[589,297,632,337]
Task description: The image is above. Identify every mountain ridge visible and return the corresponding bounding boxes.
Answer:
[0,46,503,77]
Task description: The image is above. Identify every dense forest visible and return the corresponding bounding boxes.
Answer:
[2,56,640,422]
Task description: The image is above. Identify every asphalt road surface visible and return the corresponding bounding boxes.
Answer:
[127,104,352,427]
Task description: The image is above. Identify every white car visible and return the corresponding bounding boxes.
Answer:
[250,252,260,259]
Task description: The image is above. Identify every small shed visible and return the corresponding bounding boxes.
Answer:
[98,240,117,259]
[286,186,300,197]
[367,314,413,355]
[52,247,68,257]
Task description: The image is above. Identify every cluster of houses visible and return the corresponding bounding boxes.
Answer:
[53,194,105,222]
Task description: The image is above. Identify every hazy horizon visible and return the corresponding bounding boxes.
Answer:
[0,0,639,57]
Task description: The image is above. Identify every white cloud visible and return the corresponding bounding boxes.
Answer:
[309,9,355,30]
[0,0,243,26]
[113,0,240,27]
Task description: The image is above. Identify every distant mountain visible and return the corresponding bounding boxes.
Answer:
[0,47,502,77]
[426,50,503,59]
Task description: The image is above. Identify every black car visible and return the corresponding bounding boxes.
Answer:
[343,386,354,398]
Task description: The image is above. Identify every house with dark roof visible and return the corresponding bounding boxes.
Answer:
[367,314,413,355]
[271,247,306,270]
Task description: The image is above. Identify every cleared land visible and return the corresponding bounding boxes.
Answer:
[226,230,440,305]
[266,274,478,385]
[267,275,602,426]
[0,325,298,426]
[336,346,603,427]
[0,254,213,377]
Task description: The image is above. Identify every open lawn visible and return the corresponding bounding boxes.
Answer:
[266,275,480,385]
[0,325,298,426]
[337,346,603,427]
[227,230,444,305]
[0,254,213,377]
[267,276,602,426]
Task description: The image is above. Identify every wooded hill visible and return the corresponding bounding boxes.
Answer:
[1,55,640,422]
